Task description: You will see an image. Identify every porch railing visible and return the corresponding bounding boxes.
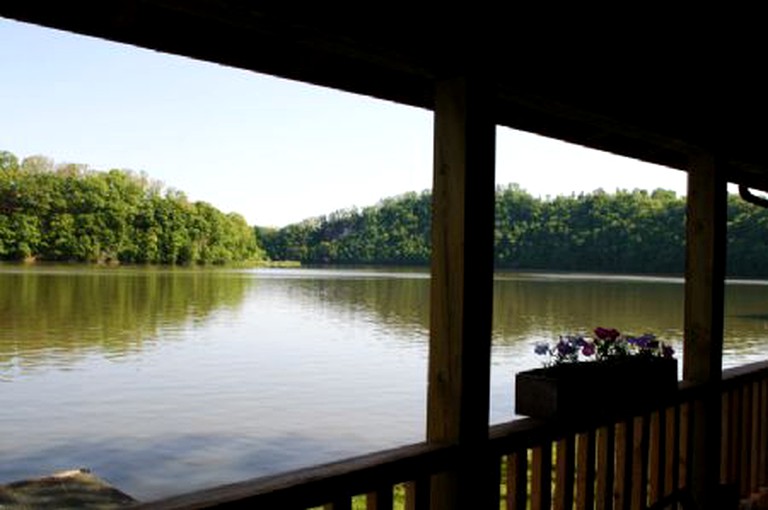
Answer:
[134,360,768,510]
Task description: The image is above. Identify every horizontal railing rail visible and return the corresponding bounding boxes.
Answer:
[134,442,457,510]
[133,360,768,509]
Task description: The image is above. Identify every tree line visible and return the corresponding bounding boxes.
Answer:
[0,150,262,264]
[6,148,768,276]
[257,191,431,265]
[259,184,768,278]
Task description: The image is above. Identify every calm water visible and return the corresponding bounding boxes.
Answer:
[2,265,768,500]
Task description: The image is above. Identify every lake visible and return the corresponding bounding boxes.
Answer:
[2,265,768,501]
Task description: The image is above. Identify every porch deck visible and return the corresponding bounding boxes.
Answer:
[1,5,765,509]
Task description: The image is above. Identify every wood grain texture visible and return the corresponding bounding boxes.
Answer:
[596,425,615,510]
[427,75,496,510]
[576,431,595,510]
[630,415,649,510]
[365,487,393,510]
[760,380,768,486]
[664,406,676,498]
[506,451,528,510]
[741,384,752,497]
[752,381,761,493]
[531,446,552,510]
[554,436,575,510]
[683,153,727,510]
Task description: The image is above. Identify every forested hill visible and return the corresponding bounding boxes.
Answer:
[259,185,768,278]
[7,147,768,276]
[0,151,262,264]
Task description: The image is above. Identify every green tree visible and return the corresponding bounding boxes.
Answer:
[0,150,264,265]
[0,150,19,172]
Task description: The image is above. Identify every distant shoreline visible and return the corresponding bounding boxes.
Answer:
[0,259,301,269]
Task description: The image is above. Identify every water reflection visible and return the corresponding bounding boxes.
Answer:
[0,265,252,379]
[2,266,768,500]
[5,266,768,373]
[262,268,768,367]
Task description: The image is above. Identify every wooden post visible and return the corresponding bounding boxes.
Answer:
[683,151,727,510]
[427,75,496,510]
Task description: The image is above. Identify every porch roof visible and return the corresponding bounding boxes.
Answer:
[2,3,765,190]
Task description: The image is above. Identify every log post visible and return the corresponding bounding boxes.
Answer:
[683,151,727,509]
[427,75,496,509]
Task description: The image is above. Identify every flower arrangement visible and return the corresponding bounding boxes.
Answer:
[534,327,675,367]
[517,326,678,419]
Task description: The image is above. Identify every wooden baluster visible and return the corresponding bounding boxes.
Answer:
[648,411,662,507]
[731,389,742,488]
[531,445,552,510]
[366,486,393,510]
[679,401,690,491]
[664,406,676,498]
[721,391,731,485]
[490,451,502,510]
[404,478,429,510]
[576,431,595,510]
[324,498,352,510]
[742,383,753,497]
[614,420,632,510]
[596,425,615,510]
[630,415,649,510]
[555,436,575,510]
[624,419,635,510]
[506,450,528,510]
[728,390,741,483]
[752,381,761,495]
[761,379,768,487]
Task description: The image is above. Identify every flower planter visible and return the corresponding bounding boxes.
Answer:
[515,357,678,420]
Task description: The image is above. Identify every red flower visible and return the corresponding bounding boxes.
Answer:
[594,327,620,342]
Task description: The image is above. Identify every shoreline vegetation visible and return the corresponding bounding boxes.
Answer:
[259,185,768,279]
[1,258,302,269]
[0,151,262,266]
[4,150,768,278]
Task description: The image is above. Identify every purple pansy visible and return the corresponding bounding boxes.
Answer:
[556,338,577,356]
[534,327,677,366]
[573,336,588,348]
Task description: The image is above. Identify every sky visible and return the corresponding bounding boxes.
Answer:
[0,18,688,228]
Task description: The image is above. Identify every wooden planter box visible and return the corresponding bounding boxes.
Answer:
[515,357,678,420]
